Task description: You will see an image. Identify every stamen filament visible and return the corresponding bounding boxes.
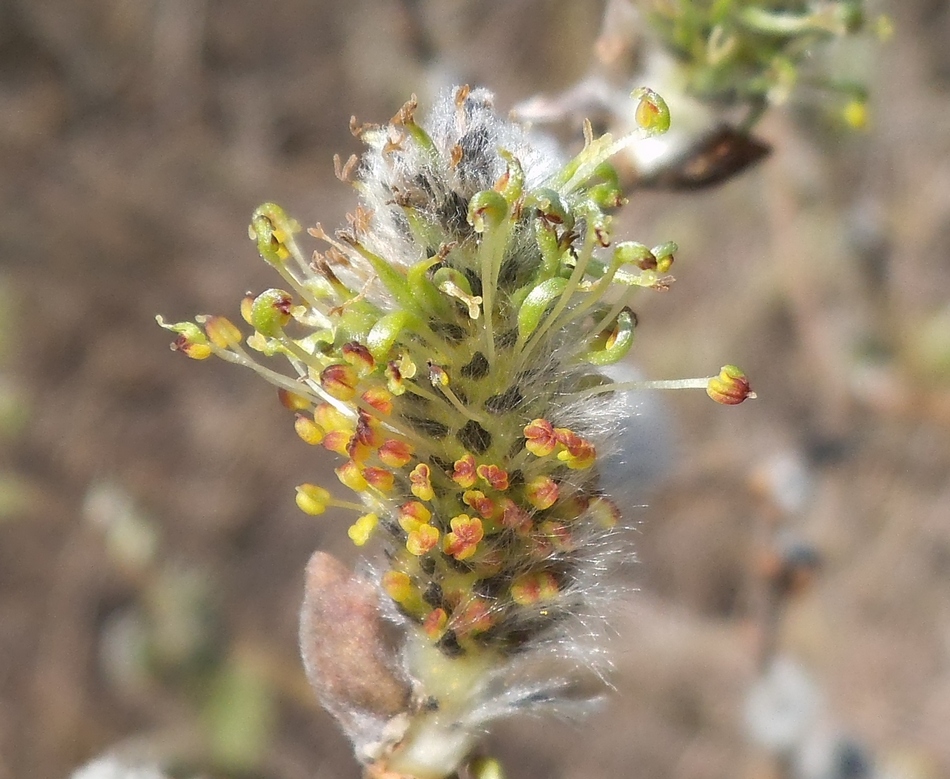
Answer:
[272,261,333,317]
[478,222,510,363]
[567,377,712,401]
[280,337,330,372]
[518,226,597,367]
[561,262,623,328]
[437,384,487,425]
[583,283,640,350]
[330,498,372,512]
[353,400,428,449]
[225,342,358,420]
[213,346,323,403]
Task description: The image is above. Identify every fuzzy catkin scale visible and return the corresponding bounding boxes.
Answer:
[161,85,700,778]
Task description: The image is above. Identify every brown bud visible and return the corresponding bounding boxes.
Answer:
[300,553,410,750]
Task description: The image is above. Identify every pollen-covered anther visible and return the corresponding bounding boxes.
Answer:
[409,463,434,501]
[354,410,384,448]
[523,419,557,457]
[378,439,413,468]
[323,430,352,456]
[499,498,532,533]
[361,387,393,415]
[538,519,573,552]
[336,460,369,492]
[278,387,310,411]
[443,514,484,560]
[557,441,596,470]
[347,513,378,546]
[362,466,395,492]
[295,483,332,516]
[452,597,493,636]
[321,364,359,401]
[398,501,432,532]
[315,403,353,432]
[588,496,622,529]
[553,428,597,469]
[384,361,406,396]
[407,523,440,556]
[171,332,212,360]
[462,490,495,519]
[342,342,376,375]
[199,315,243,348]
[525,476,559,510]
[382,570,414,604]
[294,413,326,445]
[553,427,581,450]
[347,427,374,463]
[511,571,560,606]
[706,365,756,405]
[346,438,372,467]
[423,608,449,639]
[476,464,509,491]
[452,454,478,488]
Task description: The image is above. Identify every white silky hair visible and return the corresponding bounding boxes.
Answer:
[355,88,565,285]
[596,361,675,505]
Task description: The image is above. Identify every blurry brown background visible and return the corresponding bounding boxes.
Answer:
[2,1,949,778]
